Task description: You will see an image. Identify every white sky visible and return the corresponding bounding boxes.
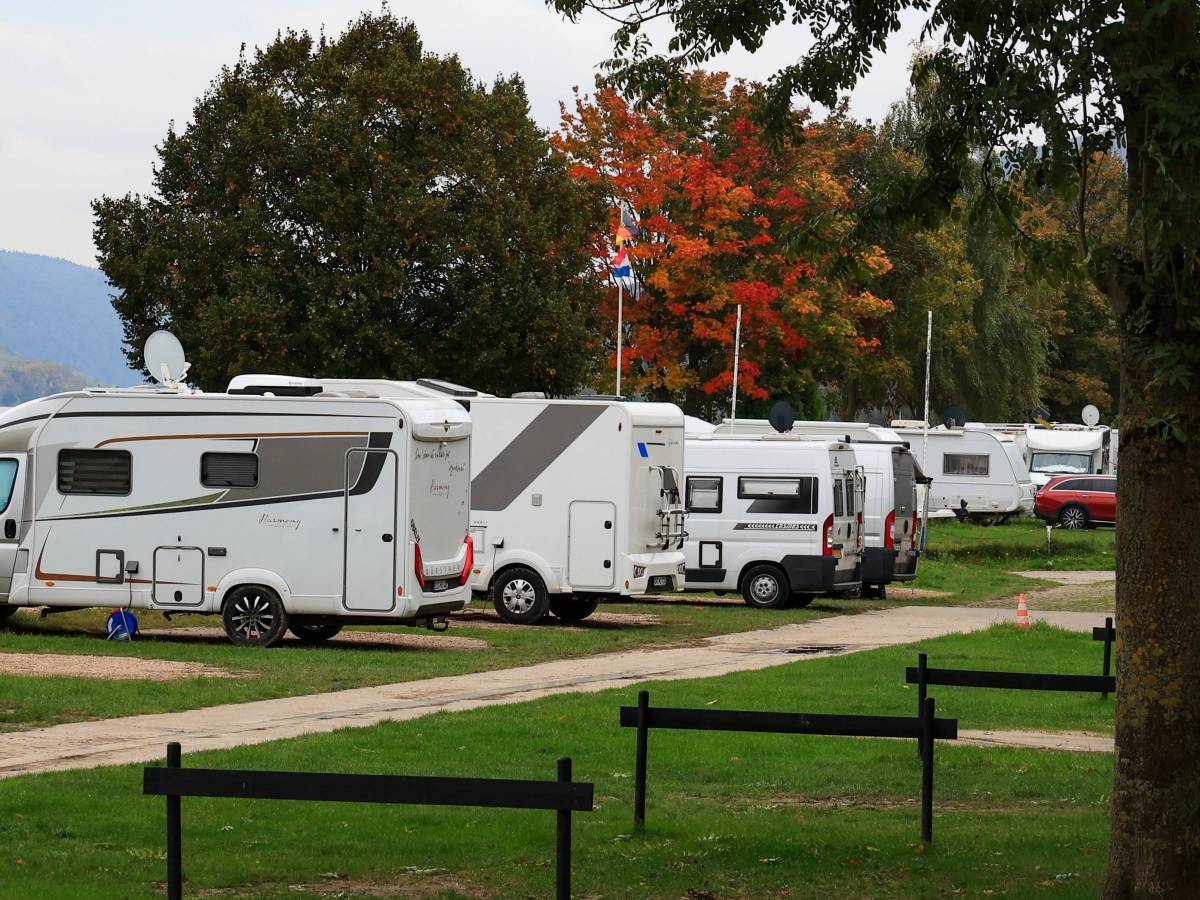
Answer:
[0,1,927,267]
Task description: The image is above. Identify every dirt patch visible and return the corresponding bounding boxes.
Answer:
[0,652,242,681]
[880,586,953,601]
[451,608,661,629]
[1014,570,1115,585]
[195,871,488,898]
[139,627,487,652]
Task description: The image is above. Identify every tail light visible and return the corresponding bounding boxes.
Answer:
[856,510,864,552]
[458,535,474,586]
[884,509,896,549]
[822,514,834,556]
[912,510,919,543]
[414,542,426,591]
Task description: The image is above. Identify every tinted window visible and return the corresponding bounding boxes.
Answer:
[1090,478,1117,494]
[1051,478,1089,492]
[58,450,131,495]
[943,453,989,477]
[0,459,16,514]
[201,452,259,488]
[738,476,817,515]
[686,476,722,513]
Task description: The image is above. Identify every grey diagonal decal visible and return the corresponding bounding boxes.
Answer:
[472,404,607,511]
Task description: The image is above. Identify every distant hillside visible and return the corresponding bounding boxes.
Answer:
[0,250,137,385]
[0,349,95,405]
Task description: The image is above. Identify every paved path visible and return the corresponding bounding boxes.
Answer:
[0,607,1110,778]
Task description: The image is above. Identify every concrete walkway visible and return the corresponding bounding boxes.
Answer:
[0,606,1110,778]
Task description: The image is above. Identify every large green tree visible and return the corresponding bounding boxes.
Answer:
[552,0,1200,893]
[94,13,605,394]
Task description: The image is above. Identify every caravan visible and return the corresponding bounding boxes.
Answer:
[319,380,688,624]
[1022,425,1114,488]
[0,379,474,646]
[681,436,864,608]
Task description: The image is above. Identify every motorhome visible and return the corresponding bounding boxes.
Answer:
[0,380,474,646]
[1022,425,1114,488]
[318,379,688,624]
[712,418,902,442]
[890,423,1036,522]
[681,436,864,608]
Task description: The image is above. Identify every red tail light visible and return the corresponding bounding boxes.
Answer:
[414,542,426,591]
[884,509,896,549]
[459,535,473,586]
[822,514,834,556]
[912,510,919,543]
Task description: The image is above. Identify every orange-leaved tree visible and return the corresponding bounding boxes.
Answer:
[552,72,892,419]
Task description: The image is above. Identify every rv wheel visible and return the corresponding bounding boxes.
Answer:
[289,622,344,643]
[741,565,791,610]
[492,568,550,625]
[222,586,289,647]
[549,595,599,623]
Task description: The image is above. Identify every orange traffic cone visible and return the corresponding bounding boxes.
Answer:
[1015,593,1030,630]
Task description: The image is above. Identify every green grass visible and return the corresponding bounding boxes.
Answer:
[0,625,1113,898]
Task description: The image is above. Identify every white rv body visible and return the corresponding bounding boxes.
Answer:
[319,380,687,622]
[681,436,863,607]
[1022,425,1113,487]
[713,418,903,442]
[890,424,1035,521]
[0,386,474,643]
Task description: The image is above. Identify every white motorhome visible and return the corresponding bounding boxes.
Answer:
[0,381,474,646]
[681,436,864,608]
[319,379,688,624]
[1022,425,1114,488]
[890,423,1036,523]
[713,418,903,442]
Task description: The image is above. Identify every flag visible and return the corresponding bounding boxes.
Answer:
[621,206,640,237]
[610,246,631,279]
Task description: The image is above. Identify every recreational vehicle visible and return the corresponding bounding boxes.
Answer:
[1022,425,1114,488]
[681,436,864,608]
[318,379,688,624]
[712,418,903,442]
[890,423,1036,523]
[0,381,474,646]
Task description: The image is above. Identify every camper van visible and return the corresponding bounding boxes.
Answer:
[890,423,1035,522]
[0,381,474,646]
[1022,425,1114,488]
[318,380,688,624]
[681,436,864,608]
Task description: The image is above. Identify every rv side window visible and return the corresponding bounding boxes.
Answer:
[942,453,989,477]
[686,476,723,513]
[0,459,16,514]
[57,449,132,495]
[833,480,844,516]
[737,476,818,514]
[201,452,259,488]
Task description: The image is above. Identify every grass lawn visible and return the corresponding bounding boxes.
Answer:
[0,624,1114,898]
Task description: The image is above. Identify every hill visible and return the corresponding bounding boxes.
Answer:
[0,250,137,385]
[0,349,96,406]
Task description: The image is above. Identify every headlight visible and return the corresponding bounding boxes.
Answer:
[633,566,646,578]
[677,562,687,574]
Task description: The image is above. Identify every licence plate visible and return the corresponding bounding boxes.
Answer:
[649,575,670,589]
[432,579,451,593]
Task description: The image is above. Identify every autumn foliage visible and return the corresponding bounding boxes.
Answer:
[553,73,891,417]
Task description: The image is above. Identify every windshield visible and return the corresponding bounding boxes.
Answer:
[1031,452,1091,474]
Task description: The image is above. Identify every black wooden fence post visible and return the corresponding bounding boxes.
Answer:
[920,696,934,844]
[916,653,928,759]
[166,741,182,900]
[634,690,649,831]
[1101,616,1113,701]
[556,757,572,900]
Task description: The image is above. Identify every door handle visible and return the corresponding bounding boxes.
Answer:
[603,560,611,568]
[3,519,13,540]
[382,533,394,543]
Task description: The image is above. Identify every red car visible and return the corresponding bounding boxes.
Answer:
[1034,474,1117,528]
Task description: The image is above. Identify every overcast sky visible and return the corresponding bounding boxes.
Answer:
[0,1,926,267]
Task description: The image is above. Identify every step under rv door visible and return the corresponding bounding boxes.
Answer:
[567,500,616,589]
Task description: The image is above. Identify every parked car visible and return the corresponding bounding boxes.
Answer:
[1034,474,1117,528]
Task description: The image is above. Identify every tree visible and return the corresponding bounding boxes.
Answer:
[553,74,891,420]
[550,0,1200,892]
[94,13,605,395]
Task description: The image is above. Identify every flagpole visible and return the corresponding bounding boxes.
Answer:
[730,304,742,432]
[616,280,624,398]
[920,308,932,550]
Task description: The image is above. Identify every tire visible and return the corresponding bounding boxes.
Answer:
[1058,504,1090,529]
[549,595,599,622]
[288,622,344,643]
[741,564,790,610]
[222,585,289,647]
[492,567,550,624]
[790,593,815,609]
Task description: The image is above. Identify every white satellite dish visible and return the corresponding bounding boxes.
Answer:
[143,330,190,385]
[1081,404,1100,427]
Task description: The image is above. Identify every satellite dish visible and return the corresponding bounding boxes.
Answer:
[1082,404,1100,427]
[767,400,796,434]
[1031,405,1051,423]
[944,404,966,428]
[143,331,189,385]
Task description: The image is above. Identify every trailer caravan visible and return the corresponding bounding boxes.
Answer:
[0,382,474,645]
[1022,425,1113,488]
[890,424,1035,523]
[318,379,688,624]
[682,436,864,608]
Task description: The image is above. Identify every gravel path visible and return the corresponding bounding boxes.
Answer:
[0,606,1109,778]
[0,652,241,681]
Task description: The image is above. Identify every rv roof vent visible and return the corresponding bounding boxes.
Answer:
[890,419,929,429]
[512,391,547,399]
[573,393,622,401]
[227,374,324,397]
[415,378,477,397]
